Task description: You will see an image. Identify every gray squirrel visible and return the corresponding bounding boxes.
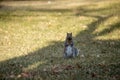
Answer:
[64,33,79,58]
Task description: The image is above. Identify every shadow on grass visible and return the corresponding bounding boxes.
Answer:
[0,2,120,79]
[98,22,120,36]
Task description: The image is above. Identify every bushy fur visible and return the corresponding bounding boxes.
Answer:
[64,33,79,58]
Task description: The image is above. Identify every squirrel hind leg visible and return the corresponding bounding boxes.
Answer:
[74,48,80,56]
[77,49,80,56]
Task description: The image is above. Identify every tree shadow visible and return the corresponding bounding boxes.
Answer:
[72,4,120,79]
[98,22,120,36]
[0,40,64,79]
[0,1,120,79]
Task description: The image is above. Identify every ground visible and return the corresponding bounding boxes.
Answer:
[0,0,120,80]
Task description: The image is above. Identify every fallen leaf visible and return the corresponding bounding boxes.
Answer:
[51,65,63,75]
[10,74,15,78]
[76,63,81,69]
[104,68,110,73]
[17,74,22,78]
[65,65,74,70]
[98,63,106,67]
[21,72,30,78]
[114,75,120,80]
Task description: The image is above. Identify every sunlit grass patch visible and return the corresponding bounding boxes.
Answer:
[93,15,120,40]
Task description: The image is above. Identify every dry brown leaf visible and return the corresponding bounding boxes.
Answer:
[52,66,63,75]
[21,72,30,78]
[65,65,74,70]
[98,63,106,67]
[76,63,81,69]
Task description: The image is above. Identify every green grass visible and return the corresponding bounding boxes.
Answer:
[0,0,120,80]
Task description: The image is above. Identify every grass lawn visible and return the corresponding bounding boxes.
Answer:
[0,0,120,80]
